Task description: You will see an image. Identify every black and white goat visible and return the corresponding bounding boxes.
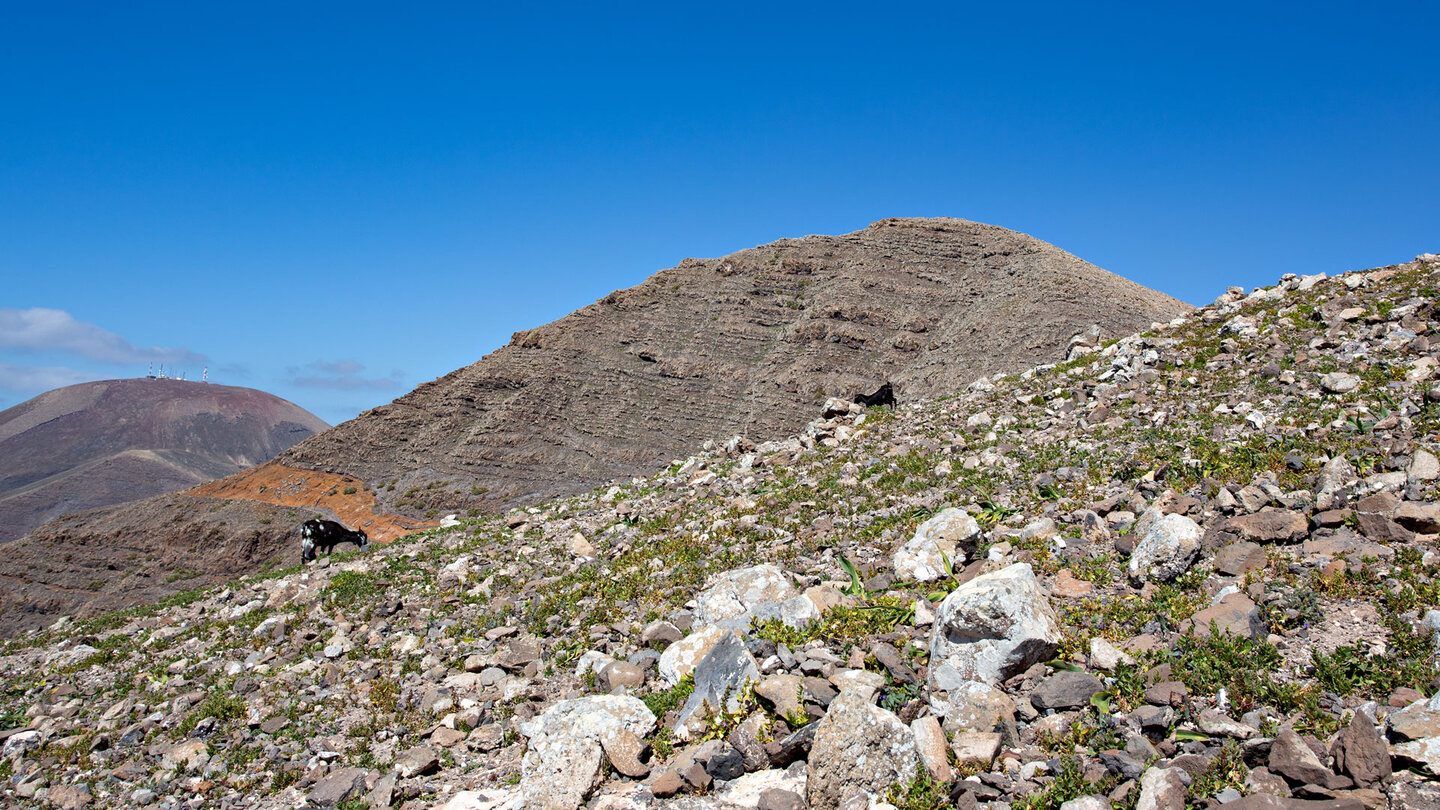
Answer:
[300,519,369,562]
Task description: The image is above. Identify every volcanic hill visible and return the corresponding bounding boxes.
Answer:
[0,378,328,544]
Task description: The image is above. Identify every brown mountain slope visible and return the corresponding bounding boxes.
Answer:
[281,217,1191,514]
[0,378,328,543]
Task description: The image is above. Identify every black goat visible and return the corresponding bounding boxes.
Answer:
[853,382,895,409]
[301,519,369,562]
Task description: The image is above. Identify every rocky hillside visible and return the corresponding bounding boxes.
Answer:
[5,255,1440,810]
[280,217,1190,517]
[0,379,328,543]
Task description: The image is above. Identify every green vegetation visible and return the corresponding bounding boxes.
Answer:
[751,597,915,652]
[886,764,954,810]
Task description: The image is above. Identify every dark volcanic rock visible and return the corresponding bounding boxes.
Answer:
[1329,713,1391,788]
[1031,671,1104,710]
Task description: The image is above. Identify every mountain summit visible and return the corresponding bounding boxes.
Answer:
[280,218,1191,516]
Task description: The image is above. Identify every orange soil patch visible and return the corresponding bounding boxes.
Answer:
[188,462,438,542]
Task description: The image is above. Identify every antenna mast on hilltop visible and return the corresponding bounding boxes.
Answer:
[202,366,208,383]
[147,363,155,379]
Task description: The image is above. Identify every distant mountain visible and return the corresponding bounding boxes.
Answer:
[0,378,328,542]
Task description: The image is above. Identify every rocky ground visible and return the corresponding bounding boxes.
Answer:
[4,254,1440,810]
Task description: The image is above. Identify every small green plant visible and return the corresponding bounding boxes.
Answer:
[886,764,953,810]
[1187,740,1248,804]
[642,673,694,719]
[1012,756,1091,810]
[975,497,1018,529]
[838,552,866,597]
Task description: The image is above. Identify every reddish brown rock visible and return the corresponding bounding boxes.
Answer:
[1225,509,1309,543]
[1329,713,1391,788]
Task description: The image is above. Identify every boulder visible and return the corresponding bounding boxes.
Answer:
[807,690,918,810]
[1388,694,1440,741]
[307,767,369,808]
[1089,637,1134,670]
[675,633,760,736]
[1215,542,1267,576]
[1315,457,1358,510]
[1395,501,1440,534]
[928,563,1061,712]
[755,674,806,719]
[159,739,209,773]
[1320,372,1360,394]
[1060,798,1112,810]
[517,695,657,810]
[1183,593,1261,639]
[1129,512,1202,582]
[1031,670,1104,710]
[1268,728,1332,786]
[936,680,1016,733]
[693,565,806,630]
[1136,766,1189,810]
[1329,712,1390,788]
[658,626,734,686]
[1392,736,1440,775]
[1225,509,1308,544]
[949,731,1002,767]
[393,745,438,778]
[910,716,953,782]
[893,508,979,582]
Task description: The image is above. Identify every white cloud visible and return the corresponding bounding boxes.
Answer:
[306,359,365,375]
[0,307,205,365]
[288,359,405,391]
[0,363,102,393]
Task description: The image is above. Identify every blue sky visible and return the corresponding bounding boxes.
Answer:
[2,3,1436,423]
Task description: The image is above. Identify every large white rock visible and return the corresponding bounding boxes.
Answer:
[807,690,918,810]
[658,626,735,687]
[712,767,808,807]
[439,790,522,810]
[518,696,656,810]
[1127,512,1201,583]
[1136,766,1190,810]
[693,564,804,630]
[1315,456,1358,510]
[928,563,1061,709]
[893,508,978,582]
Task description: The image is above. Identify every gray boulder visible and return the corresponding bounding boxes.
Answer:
[675,633,761,737]
[893,508,978,582]
[517,695,657,810]
[1136,766,1189,810]
[693,564,810,630]
[1031,670,1104,710]
[928,563,1060,713]
[306,767,369,808]
[1128,512,1201,583]
[807,689,918,810]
